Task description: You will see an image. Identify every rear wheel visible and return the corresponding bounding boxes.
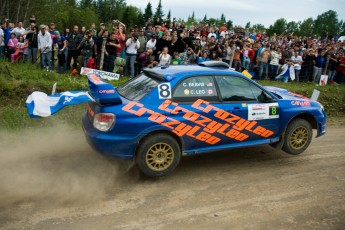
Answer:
[136,133,181,177]
[283,118,312,155]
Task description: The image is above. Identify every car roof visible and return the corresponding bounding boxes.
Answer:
[144,64,244,81]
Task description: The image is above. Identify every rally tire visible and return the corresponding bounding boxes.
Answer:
[136,133,181,178]
[282,118,312,155]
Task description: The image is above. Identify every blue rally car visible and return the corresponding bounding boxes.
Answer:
[83,61,326,177]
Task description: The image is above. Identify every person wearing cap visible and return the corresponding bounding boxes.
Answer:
[37,24,53,70]
[179,47,196,64]
[53,30,67,72]
[48,23,57,64]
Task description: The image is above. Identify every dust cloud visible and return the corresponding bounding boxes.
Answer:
[0,124,133,207]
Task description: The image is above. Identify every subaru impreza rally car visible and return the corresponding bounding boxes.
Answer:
[26,61,326,177]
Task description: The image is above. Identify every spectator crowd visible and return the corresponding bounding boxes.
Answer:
[0,15,345,84]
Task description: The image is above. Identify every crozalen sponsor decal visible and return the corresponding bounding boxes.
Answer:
[122,99,275,145]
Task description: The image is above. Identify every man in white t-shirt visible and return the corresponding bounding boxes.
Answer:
[12,21,26,38]
[290,51,303,82]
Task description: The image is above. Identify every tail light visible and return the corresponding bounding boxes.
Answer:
[93,113,115,132]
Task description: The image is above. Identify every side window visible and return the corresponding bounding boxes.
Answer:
[215,76,265,102]
[173,76,218,102]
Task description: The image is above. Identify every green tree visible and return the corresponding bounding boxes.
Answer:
[286,21,299,35]
[203,14,207,22]
[313,10,339,37]
[226,20,233,28]
[252,24,266,33]
[268,18,287,36]
[299,18,314,37]
[144,2,153,23]
[153,0,164,24]
[245,22,251,29]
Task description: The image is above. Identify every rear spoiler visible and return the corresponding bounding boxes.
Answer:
[88,74,122,104]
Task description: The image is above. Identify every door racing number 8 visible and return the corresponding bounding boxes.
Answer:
[158,83,172,99]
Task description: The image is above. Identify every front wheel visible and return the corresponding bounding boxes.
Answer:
[136,133,181,177]
[283,118,312,155]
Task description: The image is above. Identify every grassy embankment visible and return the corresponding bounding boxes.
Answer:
[0,60,344,132]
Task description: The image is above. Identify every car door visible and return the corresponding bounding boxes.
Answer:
[214,75,280,143]
[159,75,226,152]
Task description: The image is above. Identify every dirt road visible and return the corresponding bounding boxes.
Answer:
[0,124,344,230]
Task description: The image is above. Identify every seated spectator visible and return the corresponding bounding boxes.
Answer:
[158,46,171,66]
[179,47,196,64]
[171,52,181,65]
[137,48,157,69]
[198,51,210,63]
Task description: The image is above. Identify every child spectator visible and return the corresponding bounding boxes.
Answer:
[171,52,181,65]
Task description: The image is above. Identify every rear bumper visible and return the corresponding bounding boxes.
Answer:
[82,113,137,159]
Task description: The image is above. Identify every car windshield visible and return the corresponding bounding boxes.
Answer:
[117,72,161,101]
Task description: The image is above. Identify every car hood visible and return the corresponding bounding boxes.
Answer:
[264,86,310,100]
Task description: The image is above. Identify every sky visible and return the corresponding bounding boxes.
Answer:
[125,0,345,28]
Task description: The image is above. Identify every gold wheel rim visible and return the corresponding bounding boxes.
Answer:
[290,126,309,150]
[146,143,174,171]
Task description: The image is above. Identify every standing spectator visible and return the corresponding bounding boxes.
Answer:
[7,32,18,61]
[269,46,281,80]
[232,47,241,71]
[125,33,140,78]
[25,25,38,63]
[114,23,126,58]
[313,50,326,84]
[154,33,169,60]
[94,29,108,69]
[146,34,157,51]
[97,23,106,37]
[78,30,95,67]
[137,28,147,55]
[258,48,270,80]
[103,31,119,72]
[37,25,53,70]
[144,23,156,41]
[12,21,25,38]
[242,44,250,70]
[0,24,4,59]
[335,53,345,84]
[328,49,338,84]
[302,49,316,82]
[290,51,303,82]
[4,21,14,58]
[48,23,57,67]
[222,40,232,64]
[67,25,82,70]
[53,31,68,72]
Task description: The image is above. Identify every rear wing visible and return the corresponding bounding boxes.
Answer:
[88,74,122,105]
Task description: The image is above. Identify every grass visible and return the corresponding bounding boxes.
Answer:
[0,60,344,132]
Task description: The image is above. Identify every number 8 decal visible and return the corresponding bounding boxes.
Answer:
[158,83,172,99]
